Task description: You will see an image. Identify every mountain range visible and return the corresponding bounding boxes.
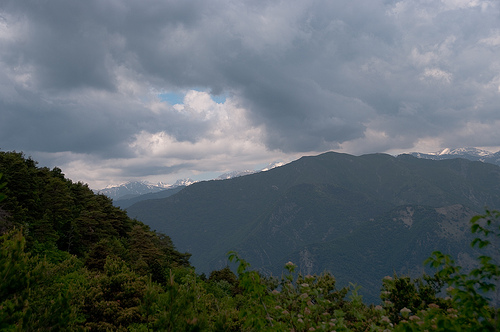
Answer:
[113,186,187,209]
[99,148,499,203]
[408,147,500,166]
[98,161,285,204]
[125,151,500,302]
[96,179,195,201]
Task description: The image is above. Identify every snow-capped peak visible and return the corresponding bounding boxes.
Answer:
[437,148,450,156]
[217,170,255,180]
[215,161,285,180]
[260,161,285,172]
[405,147,500,168]
[172,178,196,187]
[434,147,493,157]
[101,180,168,190]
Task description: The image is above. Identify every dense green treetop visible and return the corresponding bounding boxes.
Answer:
[0,151,190,269]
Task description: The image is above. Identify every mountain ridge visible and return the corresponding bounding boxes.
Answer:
[102,161,285,204]
[95,179,195,201]
[126,151,500,302]
[406,147,500,166]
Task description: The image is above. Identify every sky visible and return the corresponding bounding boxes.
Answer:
[1,0,500,189]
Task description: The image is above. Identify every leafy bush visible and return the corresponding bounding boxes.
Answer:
[396,209,500,331]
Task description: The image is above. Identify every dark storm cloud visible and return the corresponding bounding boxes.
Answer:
[1,0,500,186]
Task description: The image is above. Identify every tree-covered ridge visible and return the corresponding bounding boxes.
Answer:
[1,151,500,331]
[0,151,190,271]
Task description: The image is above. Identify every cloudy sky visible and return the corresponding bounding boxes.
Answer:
[1,0,500,189]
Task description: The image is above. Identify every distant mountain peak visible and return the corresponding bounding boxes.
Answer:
[406,147,500,167]
[96,179,195,201]
[99,160,287,198]
[436,148,451,155]
[100,180,169,191]
[432,147,493,157]
[216,170,255,180]
[172,178,196,187]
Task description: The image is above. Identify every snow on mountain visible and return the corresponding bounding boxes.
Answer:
[432,147,493,157]
[98,161,286,199]
[172,178,196,187]
[216,170,255,180]
[437,148,451,156]
[260,161,285,171]
[406,147,500,167]
[216,161,285,180]
[96,180,194,201]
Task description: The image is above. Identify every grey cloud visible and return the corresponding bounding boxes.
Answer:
[0,85,214,157]
[1,0,500,186]
[117,163,194,178]
[2,2,114,91]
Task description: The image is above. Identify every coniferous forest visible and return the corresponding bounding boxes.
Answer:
[1,151,500,331]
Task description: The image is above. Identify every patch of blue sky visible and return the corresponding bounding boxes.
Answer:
[158,92,184,105]
[158,89,227,105]
[210,94,227,104]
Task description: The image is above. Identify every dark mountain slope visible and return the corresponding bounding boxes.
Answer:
[285,204,478,302]
[126,152,500,301]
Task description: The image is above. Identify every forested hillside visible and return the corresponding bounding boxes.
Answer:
[126,152,500,301]
[0,151,192,330]
[1,151,500,331]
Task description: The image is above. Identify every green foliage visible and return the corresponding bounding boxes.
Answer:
[380,273,449,324]
[0,151,192,330]
[0,173,6,202]
[228,251,391,331]
[0,150,190,271]
[0,230,35,330]
[393,209,500,331]
[0,230,84,331]
[82,257,148,331]
[208,266,240,296]
[128,224,191,283]
[228,251,275,330]
[138,269,208,331]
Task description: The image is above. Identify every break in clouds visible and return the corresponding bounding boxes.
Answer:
[1,0,500,188]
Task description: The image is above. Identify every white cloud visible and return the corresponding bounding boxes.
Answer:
[441,0,482,10]
[479,30,500,47]
[421,68,453,83]
[130,90,268,159]
[0,13,27,42]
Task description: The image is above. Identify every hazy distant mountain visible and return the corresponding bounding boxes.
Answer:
[114,186,187,209]
[171,178,196,187]
[96,179,194,201]
[126,152,500,302]
[99,162,284,200]
[407,147,500,166]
